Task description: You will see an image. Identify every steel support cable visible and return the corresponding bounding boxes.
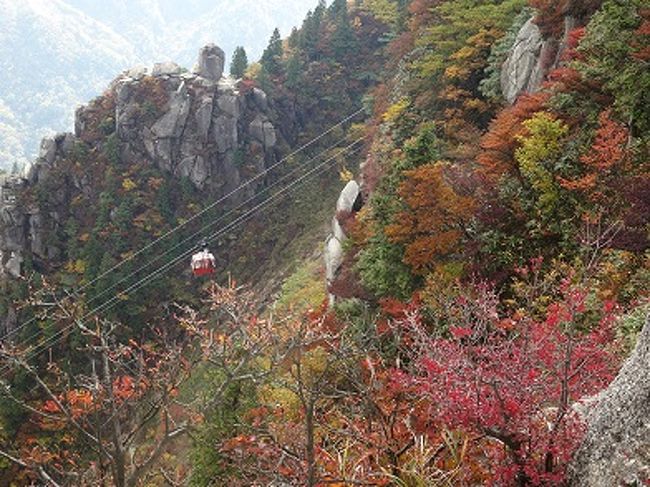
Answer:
[3,134,359,352]
[83,132,358,309]
[0,139,364,376]
[0,108,365,342]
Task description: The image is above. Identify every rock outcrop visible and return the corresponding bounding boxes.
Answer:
[501,16,576,104]
[324,180,362,305]
[193,44,225,82]
[500,18,544,104]
[569,314,650,486]
[112,47,277,192]
[0,44,280,279]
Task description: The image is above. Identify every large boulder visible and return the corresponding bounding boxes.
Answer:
[194,44,225,81]
[195,97,214,141]
[175,156,209,190]
[324,180,364,305]
[213,115,238,153]
[151,61,182,77]
[500,18,544,104]
[570,314,650,486]
[39,137,57,165]
[151,82,191,139]
[336,180,362,213]
[325,236,344,283]
[249,115,277,149]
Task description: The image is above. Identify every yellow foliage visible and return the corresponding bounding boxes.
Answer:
[383,98,409,124]
[339,167,354,183]
[122,178,137,191]
[245,62,262,80]
[65,259,86,275]
[444,65,469,80]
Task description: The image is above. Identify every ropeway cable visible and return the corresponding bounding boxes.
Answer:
[6,139,364,373]
[0,108,365,343]
[0,139,365,376]
[1,140,365,448]
[74,108,364,295]
[2,132,360,351]
[83,132,359,309]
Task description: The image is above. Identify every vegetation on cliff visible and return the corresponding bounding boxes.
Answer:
[0,0,648,485]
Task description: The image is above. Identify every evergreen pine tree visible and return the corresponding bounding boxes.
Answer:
[300,1,325,60]
[260,28,284,76]
[286,54,303,90]
[329,0,356,59]
[230,46,248,78]
[288,27,300,50]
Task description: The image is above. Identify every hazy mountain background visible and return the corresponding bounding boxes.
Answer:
[0,0,318,170]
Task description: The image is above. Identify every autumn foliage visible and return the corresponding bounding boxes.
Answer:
[386,162,475,274]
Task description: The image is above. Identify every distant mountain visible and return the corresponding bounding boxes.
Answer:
[0,0,317,170]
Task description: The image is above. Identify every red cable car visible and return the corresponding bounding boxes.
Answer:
[191,245,216,277]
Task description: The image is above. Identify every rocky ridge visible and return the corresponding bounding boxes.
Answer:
[0,44,280,286]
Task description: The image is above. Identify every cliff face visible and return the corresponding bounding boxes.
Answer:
[500,14,576,104]
[0,44,282,315]
[570,315,650,486]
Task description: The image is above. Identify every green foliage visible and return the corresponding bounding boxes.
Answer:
[362,0,400,28]
[356,231,416,299]
[577,0,649,134]
[188,369,258,486]
[98,116,115,135]
[403,122,441,167]
[103,133,120,165]
[141,99,159,120]
[515,112,569,217]
[299,1,326,59]
[616,302,649,353]
[275,259,326,313]
[260,28,284,76]
[230,46,249,78]
[329,0,358,58]
[285,53,303,90]
[414,0,527,83]
[69,141,89,162]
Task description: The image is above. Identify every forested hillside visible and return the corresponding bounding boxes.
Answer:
[0,0,648,485]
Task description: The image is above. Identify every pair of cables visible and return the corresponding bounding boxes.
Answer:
[0,111,365,376]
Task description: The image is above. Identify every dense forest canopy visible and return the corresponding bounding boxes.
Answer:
[0,0,648,485]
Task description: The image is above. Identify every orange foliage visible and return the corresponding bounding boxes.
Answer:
[386,163,475,274]
[477,92,550,177]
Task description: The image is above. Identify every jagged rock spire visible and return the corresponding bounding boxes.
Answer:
[194,44,225,81]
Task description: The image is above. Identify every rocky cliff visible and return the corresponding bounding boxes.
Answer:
[500,14,576,104]
[0,44,285,333]
[570,314,650,486]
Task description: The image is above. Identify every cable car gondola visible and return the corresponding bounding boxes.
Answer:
[191,241,216,277]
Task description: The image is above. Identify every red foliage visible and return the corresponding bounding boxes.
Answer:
[580,110,628,171]
[393,282,620,485]
[530,0,569,38]
[632,9,650,61]
[558,109,629,204]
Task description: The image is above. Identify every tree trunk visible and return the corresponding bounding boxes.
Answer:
[305,402,316,487]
